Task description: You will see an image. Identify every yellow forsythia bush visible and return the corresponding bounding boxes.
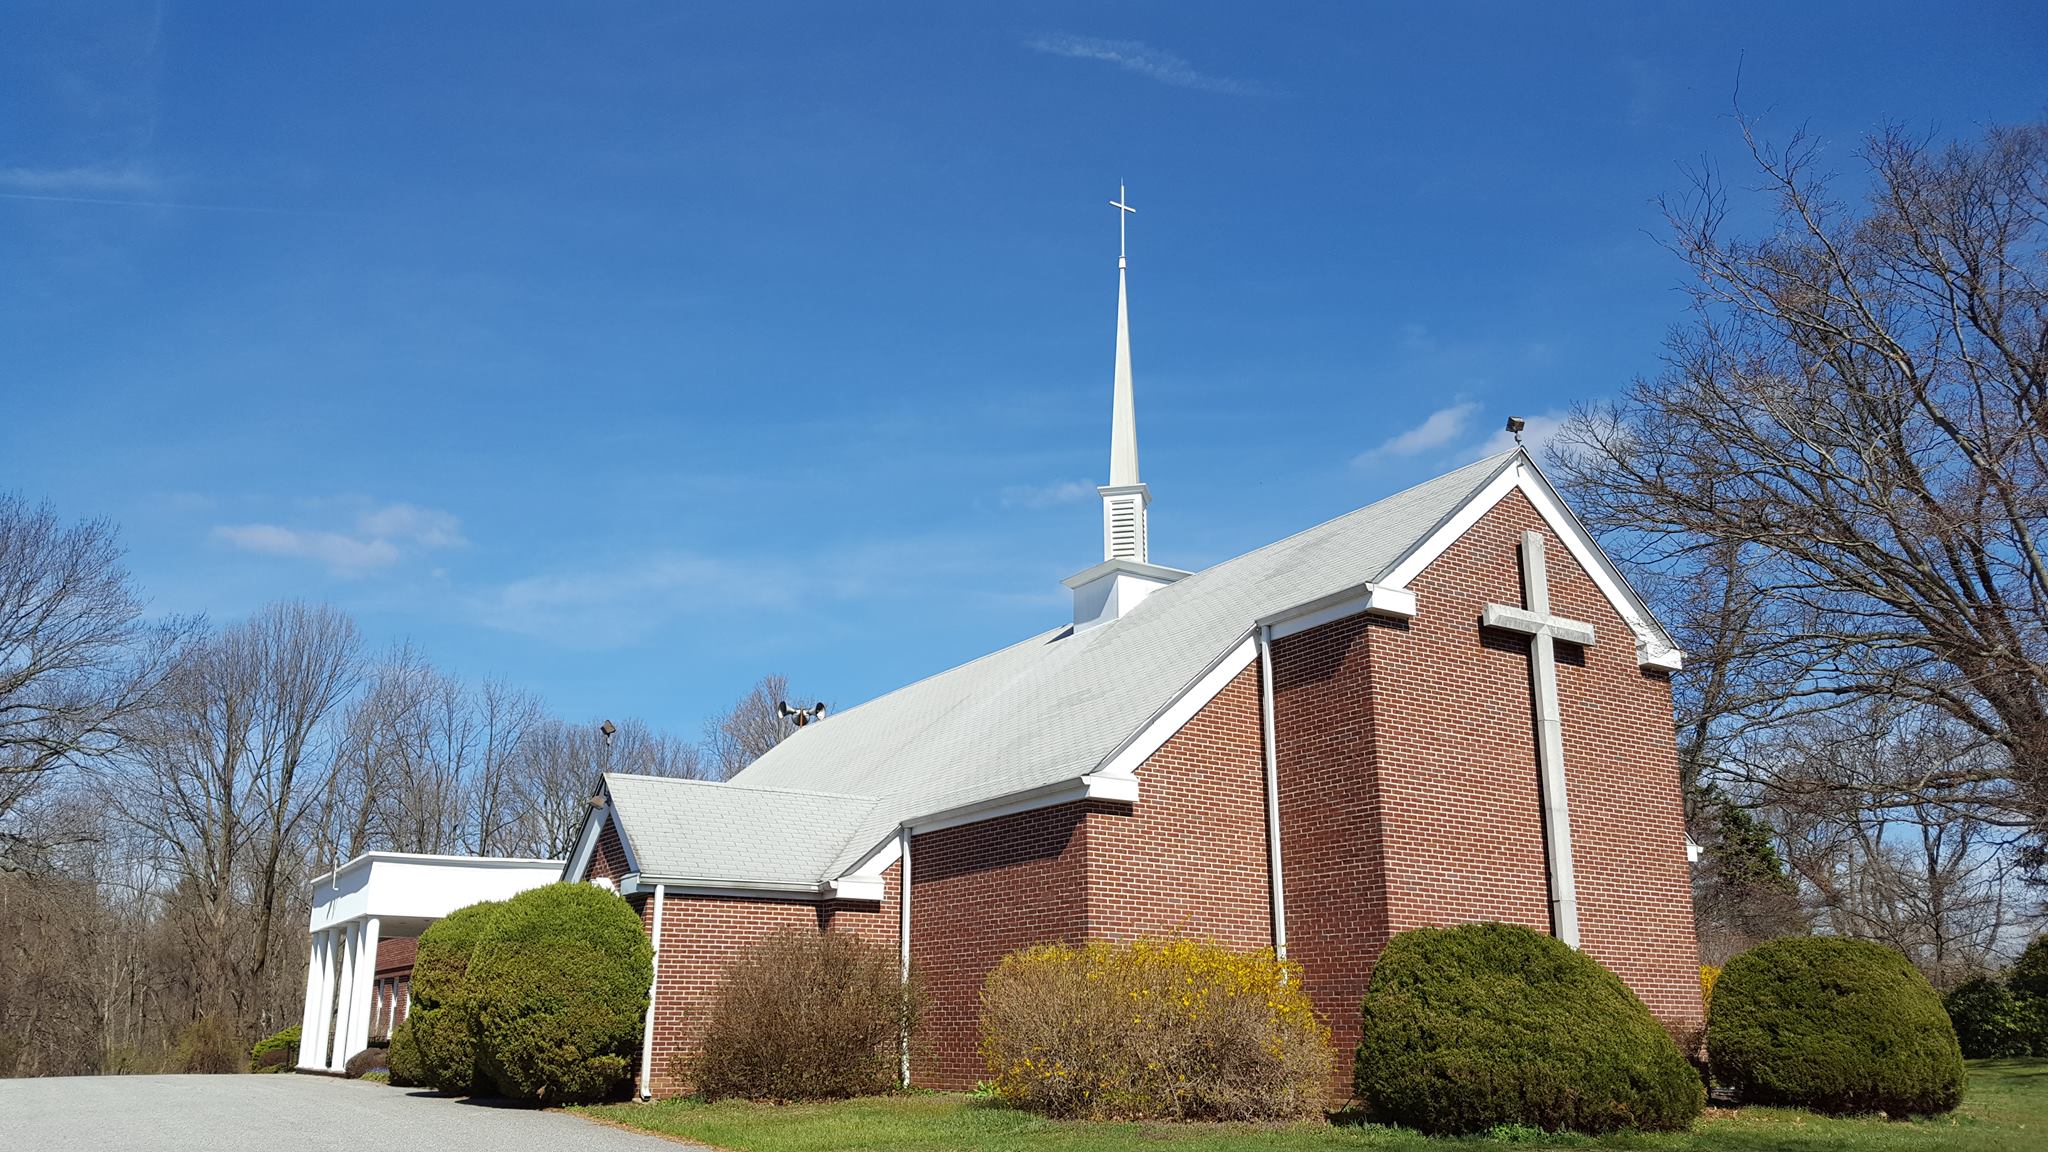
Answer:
[978,938,1330,1121]
[1701,964,1721,1008]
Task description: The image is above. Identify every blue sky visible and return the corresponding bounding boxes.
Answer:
[4,2,2043,735]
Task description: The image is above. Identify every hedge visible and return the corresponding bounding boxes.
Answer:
[405,899,504,1093]
[469,881,652,1105]
[1707,936,1963,1116]
[1354,922,1702,1135]
[980,938,1330,1121]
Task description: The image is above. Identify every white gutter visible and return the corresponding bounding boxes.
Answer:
[1257,624,1288,960]
[897,824,912,1088]
[636,882,667,1099]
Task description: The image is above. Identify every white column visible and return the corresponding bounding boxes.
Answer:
[298,930,331,1071]
[342,917,380,1063]
[328,923,356,1071]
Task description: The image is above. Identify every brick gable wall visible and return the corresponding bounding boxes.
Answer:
[1273,489,1702,1071]
[588,814,630,882]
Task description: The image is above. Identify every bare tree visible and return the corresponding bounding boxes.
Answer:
[1553,118,2048,846]
[0,496,186,869]
[115,602,359,1022]
[504,716,702,859]
[704,674,806,780]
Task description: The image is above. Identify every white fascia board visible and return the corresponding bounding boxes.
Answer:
[1262,582,1419,641]
[906,773,1139,837]
[1092,633,1259,780]
[619,876,828,901]
[1381,455,1684,671]
[825,834,903,901]
[822,875,887,902]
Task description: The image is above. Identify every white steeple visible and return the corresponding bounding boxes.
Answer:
[1064,185,1185,634]
[1101,184,1150,563]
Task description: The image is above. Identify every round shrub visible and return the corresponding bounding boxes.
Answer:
[249,1024,300,1072]
[1944,977,2033,1059]
[469,882,652,1105]
[1708,936,1963,1116]
[1354,922,1703,1136]
[980,938,1330,1121]
[406,899,504,1093]
[692,927,922,1101]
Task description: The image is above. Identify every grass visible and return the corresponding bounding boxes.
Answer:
[575,1059,2048,1152]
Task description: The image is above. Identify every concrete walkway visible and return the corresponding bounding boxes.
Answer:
[0,1073,703,1151]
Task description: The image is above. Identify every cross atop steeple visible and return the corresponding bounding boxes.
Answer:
[1110,184,1135,265]
[1102,184,1148,560]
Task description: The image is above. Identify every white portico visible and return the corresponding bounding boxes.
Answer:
[298,852,562,1073]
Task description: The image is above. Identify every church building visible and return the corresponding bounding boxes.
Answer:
[302,192,1703,1097]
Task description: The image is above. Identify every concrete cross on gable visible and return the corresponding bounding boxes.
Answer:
[1482,529,1596,948]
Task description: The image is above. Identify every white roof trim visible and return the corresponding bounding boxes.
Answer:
[907,773,1138,836]
[1381,455,1683,670]
[1261,581,1418,641]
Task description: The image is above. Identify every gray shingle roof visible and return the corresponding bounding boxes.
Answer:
[609,450,1518,887]
[602,773,879,888]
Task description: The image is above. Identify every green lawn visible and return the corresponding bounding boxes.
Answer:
[576,1059,2048,1152]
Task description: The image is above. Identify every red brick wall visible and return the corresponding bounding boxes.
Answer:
[588,814,630,882]
[1085,664,1274,949]
[908,805,1090,1089]
[638,868,900,1097]
[1274,490,1702,1072]
[1270,611,1396,1087]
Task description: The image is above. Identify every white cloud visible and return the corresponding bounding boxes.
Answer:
[0,164,157,193]
[212,525,401,574]
[1000,480,1096,509]
[477,553,795,647]
[1025,34,1261,95]
[356,503,466,549]
[1356,403,1478,464]
[212,501,465,576]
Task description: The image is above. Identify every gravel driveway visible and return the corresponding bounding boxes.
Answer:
[0,1073,703,1152]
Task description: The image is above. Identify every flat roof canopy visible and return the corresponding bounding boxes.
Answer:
[310,851,564,936]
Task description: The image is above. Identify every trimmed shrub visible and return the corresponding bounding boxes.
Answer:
[169,1017,242,1074]
[469,882,652,1105]
[1354,922,1703,1136]
[1945,977,2033,1059]
[249,1025,300,1072]
[1708,936,1963,1116]
[691,927,922,1101]
[387,1019,424,1087]
[407,899,504,1093]
[344,1046,389,1079]
[980,938,1330,1121]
